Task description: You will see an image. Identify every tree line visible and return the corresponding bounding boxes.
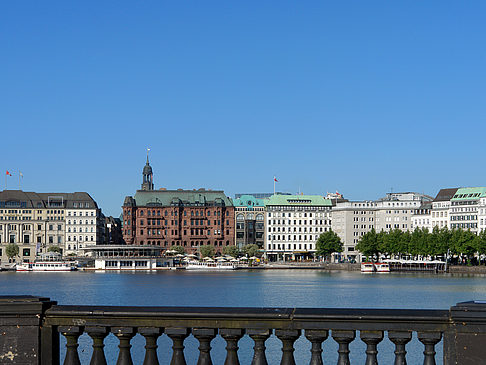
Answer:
[356,227,486,264]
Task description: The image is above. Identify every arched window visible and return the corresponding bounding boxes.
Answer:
[236,214,245,220]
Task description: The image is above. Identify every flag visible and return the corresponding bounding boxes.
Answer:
[6,170,11,176]
[274,177,278,182]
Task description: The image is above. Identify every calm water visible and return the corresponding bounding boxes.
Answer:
[2,270,485,364]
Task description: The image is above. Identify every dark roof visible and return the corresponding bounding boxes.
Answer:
[125,189,233,207]
[433,188,460,202]
[0,190,98,209]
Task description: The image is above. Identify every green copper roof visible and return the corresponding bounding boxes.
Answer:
[233,195,265,208]
[451,187,486,201]
[265,194,332,206]
[131,189,233,207]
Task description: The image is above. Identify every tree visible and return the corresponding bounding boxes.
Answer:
[48,246,61,253]
[223,245,240,257]
[5,244,19,261]
[242,244,259,257]
[170,245,185,255]
[356,228,379,259]
[199,245,215,258]
[315,230,343,261]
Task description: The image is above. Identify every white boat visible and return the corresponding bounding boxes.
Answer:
[16,261,77,272]
[360,262,375,273]
[374,262,390,273]
[185,261,236,270]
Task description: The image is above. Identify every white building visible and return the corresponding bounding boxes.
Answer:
[411,202,432,231]
[65,193,105,255]
[430,188,458,230]
[449,187,486,233]
[265,195,332,261]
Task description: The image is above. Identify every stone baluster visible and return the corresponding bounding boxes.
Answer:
[59,326,83,365]
[360,330,384,365]
[111,327,136,365]
[139,327,163,365]
[331,330,355,365]
[388,331,412,365]
[220,328,245,365]
[85,326,109,365]
[305,329,328,365]
[275,329,301,365]
[193,328,217,365]
[166,327,191,365]
[247,329,272,365]
[418,332,442,365]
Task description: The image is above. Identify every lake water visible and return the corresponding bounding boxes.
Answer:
[2,269,485,364]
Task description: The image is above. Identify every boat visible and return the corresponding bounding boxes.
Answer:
[185,260,237,270]
[374,262,390,273]
[16,261,77,272]
[360,262,375,273]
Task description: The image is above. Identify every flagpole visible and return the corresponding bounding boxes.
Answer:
[273,177,275,195]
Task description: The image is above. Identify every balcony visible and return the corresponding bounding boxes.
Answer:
[1,296,486,364]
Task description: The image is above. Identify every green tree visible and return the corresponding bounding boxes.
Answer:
[200,245,215,258]
[48,246,61,253]
[242,244,260,257]
[170,245,185,255]
[452,229,477,263]
[5,244,19,261]
[315,230,343,261]
[356,228,379,259]
[223,245,241,257]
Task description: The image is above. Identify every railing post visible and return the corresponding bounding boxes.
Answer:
[418,332,442,365]
[275,329,301,365]
[111,327,136,365]
[193,328,217,365]
[85,326,109,365]
[248,329,272,365]
[220,328,244,365]
[139,327,163,365]
[305,329,328,365]
[166,327,191,365]
[360,330,383,365]
[331,330,355,365]
[388,331,412,365]
[445,301,486,365]
[59,326,83,365]
[0,296,57,365]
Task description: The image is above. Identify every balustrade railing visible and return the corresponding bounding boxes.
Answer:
[2,296,486,364]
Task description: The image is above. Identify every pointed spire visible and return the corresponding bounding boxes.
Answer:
[146,147,151,164]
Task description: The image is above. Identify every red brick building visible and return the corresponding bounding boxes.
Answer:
[122,158,235,254]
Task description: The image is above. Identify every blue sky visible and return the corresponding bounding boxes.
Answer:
[1,1,485,216]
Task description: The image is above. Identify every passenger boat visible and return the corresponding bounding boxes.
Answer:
[374,262,390,273]
[16,261,77,272]
[185,261,236,270]
[360,262,375,273]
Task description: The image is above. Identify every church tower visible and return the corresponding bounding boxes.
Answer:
[141,150,154,191]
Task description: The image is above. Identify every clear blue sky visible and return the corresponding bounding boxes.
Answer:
[1,1,485,216]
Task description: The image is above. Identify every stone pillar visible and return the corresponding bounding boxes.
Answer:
[0,296,57,365]
[444,301,486,365]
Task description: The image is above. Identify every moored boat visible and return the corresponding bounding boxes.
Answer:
[374,262,390,273]
[360,262,375,273]
[16,261,77,272]
[185,261,236,270]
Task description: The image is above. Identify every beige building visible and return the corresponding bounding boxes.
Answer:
[332,192,433,262]
[0,190,104,264]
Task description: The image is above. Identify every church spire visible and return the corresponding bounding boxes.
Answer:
[141,148,154,191]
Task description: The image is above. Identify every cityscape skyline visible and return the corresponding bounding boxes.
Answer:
[2,1,486,216]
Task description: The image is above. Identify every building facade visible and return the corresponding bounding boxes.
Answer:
[233,195,266,249]
[122,158,235,254]
[449,187,486,232]
[0,190,104,263]
[430,188,458,230]
[265,195,332,261]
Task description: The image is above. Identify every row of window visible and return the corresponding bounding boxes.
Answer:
[267,243,311,251]
[267,234,322,242]
[269,226,327,233]
[141,240,231,247]
[268,219,331,226]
